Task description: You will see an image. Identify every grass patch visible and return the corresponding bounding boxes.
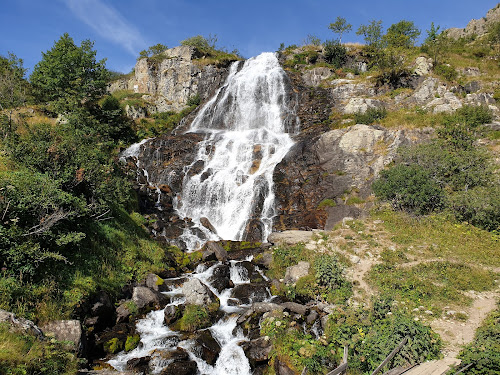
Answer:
[379,108,445,129]
[0,324,78,375]
[371,208,500,267]
[111,90,145,101]
[368,261,495,314]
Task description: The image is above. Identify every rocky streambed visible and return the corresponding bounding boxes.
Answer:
[90,241,332,375]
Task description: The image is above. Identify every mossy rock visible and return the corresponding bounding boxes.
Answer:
[124,334,141,352]
[104,337,123,354]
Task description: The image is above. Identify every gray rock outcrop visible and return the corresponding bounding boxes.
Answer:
[446,4,500,39]
[182,278,219,306]
[0,309,43,338]
[284,261,311,285]
[109,46,237,114]
[40,320,83,352]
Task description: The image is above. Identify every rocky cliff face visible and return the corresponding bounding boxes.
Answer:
[446,4,500,39]
[109,46,237,113]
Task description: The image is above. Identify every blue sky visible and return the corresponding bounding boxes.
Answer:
[1,0,499,75]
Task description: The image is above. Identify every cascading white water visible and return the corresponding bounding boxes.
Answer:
[176,52,298,250]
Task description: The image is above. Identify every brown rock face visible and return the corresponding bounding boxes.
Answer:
[273,124,417,231]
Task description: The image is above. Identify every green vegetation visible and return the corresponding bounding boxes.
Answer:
[323,40,347,68]
[373,105,499,232]
[328,17,352,44]
[354,107,387,125]
[30,33,109,113]
[180,35,241,66]
[0,324,79,375]
[454,304,500,374]
[124,334,141,352]
[178,305,211,332]
[138,43,168,59]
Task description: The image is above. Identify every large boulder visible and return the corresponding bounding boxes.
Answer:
[40,320,83,352]
[284,262,310,285]
[192,330,221,365]
[160,360,198,375]
[132,286,167,310]
[268,230,314,245]
[342,98,385,114]
[182,278,219,306]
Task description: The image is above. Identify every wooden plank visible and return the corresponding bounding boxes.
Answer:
[454,363,473,374]
[382,364,418,375]
[371,336,409,375]
[326,362,348,375]
[301,367,307,375]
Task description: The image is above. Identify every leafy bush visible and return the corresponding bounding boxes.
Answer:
[314,254,352,304]
[354,107,387,124]
[351,313,442,374]
[373,164,445,215]
[323,40,347,68]
[269,244,307,278]
[434,64,458,82]
[455,304,500,374]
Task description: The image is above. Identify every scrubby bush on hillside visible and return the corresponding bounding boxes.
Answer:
[323,39,347,68]
[373,105,499,232]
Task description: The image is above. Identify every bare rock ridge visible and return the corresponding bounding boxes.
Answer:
[109,46,237,114]
[446,3,500,39]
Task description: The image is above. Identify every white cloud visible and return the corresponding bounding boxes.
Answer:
[65,0,147,55]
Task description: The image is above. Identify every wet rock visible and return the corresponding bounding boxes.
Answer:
[0,309,43,338]
[145,273,166,292]
[243,219,266,242]
[242,336,272,366]
[252,302,284,313]
[158,347,190,361]
[281,302,308,316]
[202,241,228,262]
[182,278,219,306]
[40,320,83,352]
[231,284,270,305]
[160,360,197,375]
[284,262,310,285]
[209,264,233,293]
[200,217,218,236]
[164,305,184,326]
[268,230,314,245]
[306,310,319,325]
[254,252,273,269]
[132,286,167,310]
[126,356,151,373]
[239,261,264,283]
[116,301,133,324]
[192,330,221,365]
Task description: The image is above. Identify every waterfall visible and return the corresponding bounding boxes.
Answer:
[176,52,298,250]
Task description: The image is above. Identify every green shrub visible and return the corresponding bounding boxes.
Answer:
[373,164,445,215]
[269,244,307,279]
[323,40,347,68]
[434,64,458,81]
[351,313,442,373]
[186,94,201,106]
[354,108,387,124]
[314,255,352,304]
[318,199,336,208]
[448,186,500,232]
